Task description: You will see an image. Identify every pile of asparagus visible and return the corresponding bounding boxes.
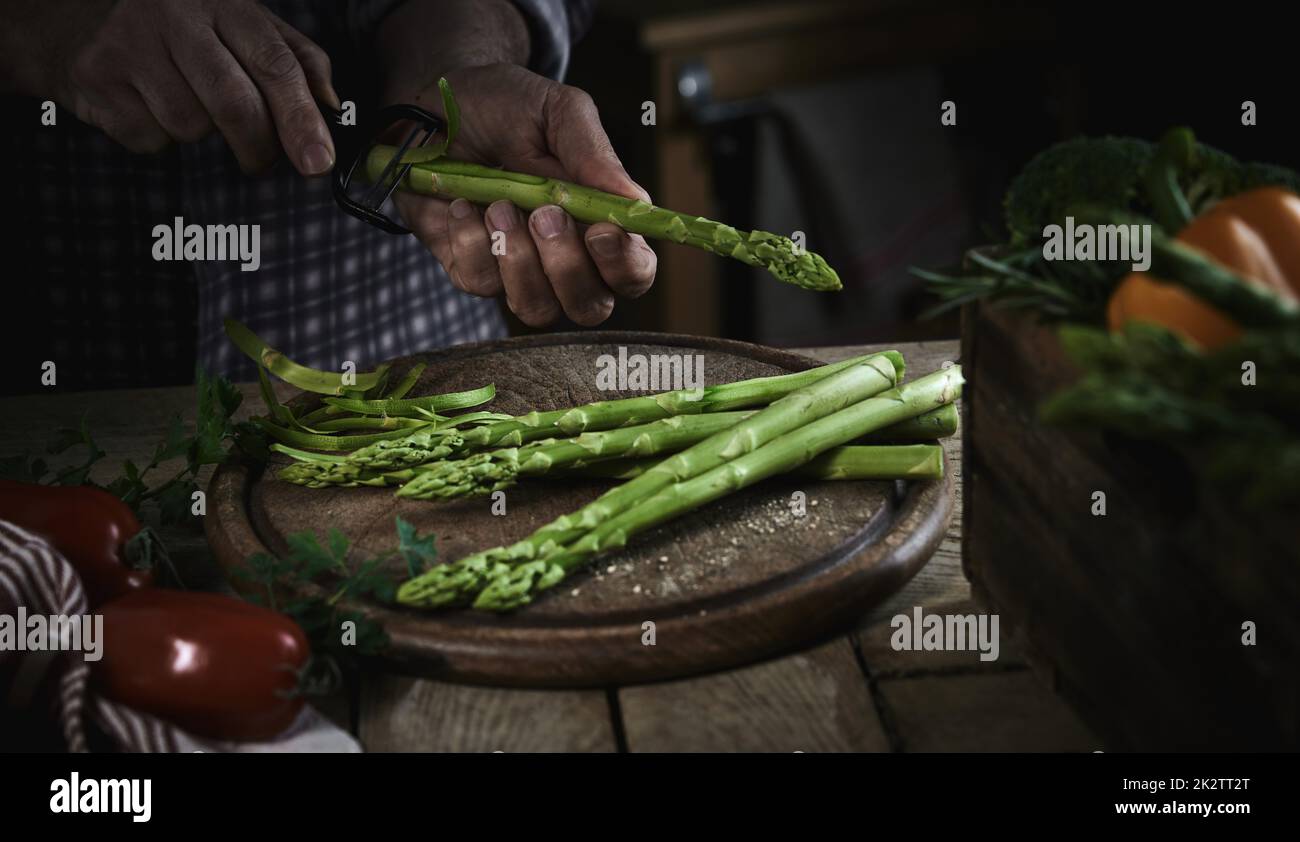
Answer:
[272,353,963,611]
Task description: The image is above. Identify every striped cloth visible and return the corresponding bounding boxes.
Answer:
[0,520,359,753]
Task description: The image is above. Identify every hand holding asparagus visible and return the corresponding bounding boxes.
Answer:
[368,75,842,295]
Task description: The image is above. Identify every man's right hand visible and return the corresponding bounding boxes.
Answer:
[50,0,338,175]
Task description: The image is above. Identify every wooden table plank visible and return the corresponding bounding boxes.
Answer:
[875,671,1097,752]
[359,675,617,753]
[619,638,887,752]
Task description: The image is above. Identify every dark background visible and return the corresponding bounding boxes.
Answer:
[564,0,1300,345]
[2,0,1296,389]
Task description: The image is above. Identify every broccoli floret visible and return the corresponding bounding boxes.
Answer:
[1182,142,1300,211]
[1004,137,1154,245]
[1003,131,1300,245]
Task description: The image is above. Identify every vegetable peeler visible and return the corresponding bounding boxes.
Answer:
[322,101,446,235]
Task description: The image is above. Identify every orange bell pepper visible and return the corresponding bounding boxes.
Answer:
[1107,187,1300,348]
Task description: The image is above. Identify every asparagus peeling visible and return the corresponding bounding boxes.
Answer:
[224,318,506,452]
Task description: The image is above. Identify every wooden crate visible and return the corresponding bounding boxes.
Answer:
[962,302,1300,751]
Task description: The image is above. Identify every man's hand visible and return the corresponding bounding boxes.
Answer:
[50,0,338,175]
[390,63,658,327]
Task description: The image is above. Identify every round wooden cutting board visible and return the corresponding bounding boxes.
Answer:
[206,331,953,688]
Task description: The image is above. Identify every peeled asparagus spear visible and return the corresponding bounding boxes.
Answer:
[276,412,752,489]
[393,411,754,499]
[367,147,841,293]
[276,442,944,490]
[859,402,958,442]
[397,356,901,608]
[564,443,944,482]
[392,403,957,500]
[276,406,955,490]
[277,386,954,488]
[346,352,902,469]
[471,366,964,611]
[275,404,955,490]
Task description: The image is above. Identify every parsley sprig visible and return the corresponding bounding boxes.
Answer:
[0,367,266,524]
[236,517,436,660]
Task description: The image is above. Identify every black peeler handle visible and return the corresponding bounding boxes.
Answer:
[321,101,446,235]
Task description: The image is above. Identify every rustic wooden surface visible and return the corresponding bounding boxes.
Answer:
[0,339,1099,752]
[208,332,953,687]
[962,304,1300,751]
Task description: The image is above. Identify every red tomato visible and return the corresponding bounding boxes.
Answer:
[93,590,309,742]
[0,480,152,606]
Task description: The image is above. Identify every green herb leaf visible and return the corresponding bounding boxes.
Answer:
[155,479,198,525]
[191,366,241,466]
[47,419,92,456]
[152,414,191,465]
[232,420,272,462]
[236,517,435,661]
[327,528,350,568]
[285,530,346,579]
[396,516,437,578]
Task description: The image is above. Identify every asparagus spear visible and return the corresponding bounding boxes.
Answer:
[397,356,902,607]
[276,413,753,489]
[859,402,958,442]
[276,387,954,488]
[564,443,944,482]
[392,403,957,500]
[277,442,944,488]
[471,366,964,611]
[367,147,841,293]
[394,411,755,500]
[346,352,902,469]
